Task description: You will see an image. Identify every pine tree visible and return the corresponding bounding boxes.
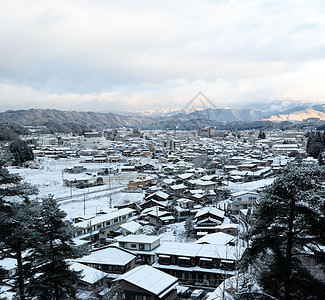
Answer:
[9,140,34,166]
[241,164,325,300]
[0,159,38,300]
[184,216,194,239]
[258,130,266,139]
[27,195,86,300]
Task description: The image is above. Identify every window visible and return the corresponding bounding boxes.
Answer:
[143,296,150,300]
[200,258,213,268]
[139,244,145,250]
[178,257,191,267]
[106,221,111,226]
[114,218,118,223]
[159,255,170,265]
[131,244,137,248]
[122,215,126,220]
[237,197,241,201]
[97,224,102,229]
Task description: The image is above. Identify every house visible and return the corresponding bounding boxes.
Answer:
[119,221,142,236]
[169,183,187,195]
[172,198,195,221]
[230,191,260,214]
[147,209,175,226]
[118,234,161,264]
[272,143,299,155]
[194,207,225,235]
[73,208,134,243]
[195,232,235,246]
[237,163,257,172]
[153,242,237,287]
[145,191,170,202]
[70,262,108,291]
[126,180,147,191]
[1,257,17,277]
[75,246,137,279]
[115,265,178,300]
[215,223,239,237]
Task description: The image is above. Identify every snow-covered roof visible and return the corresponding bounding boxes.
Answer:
[148,210,170,217]
[194,207,225,219]
[119,221,141,234]
[117,265,178,297]
[76,208,134,228]
[0,257,17,270]
[189,189,205,194]
[118,234,160,244]
[170,183,187,190]
[200,175,218,181]
[231,191,259,197]
[195,232,235,245]
[155,191,170,199]
[76,247,136,266]
[70,262,107,284]
[176,198,194,203]
[156,242,237,260]
[178,173,194,180]
[162,178,175,184]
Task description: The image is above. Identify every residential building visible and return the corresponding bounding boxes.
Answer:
[153,242,236,287]
[115,265,178,300]
[118,234,161,264]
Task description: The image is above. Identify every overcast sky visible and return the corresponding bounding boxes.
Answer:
[1,0,325,112]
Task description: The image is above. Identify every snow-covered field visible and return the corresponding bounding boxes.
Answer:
[8,157,145,220]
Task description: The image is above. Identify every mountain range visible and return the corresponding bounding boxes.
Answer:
[0,101,324,132]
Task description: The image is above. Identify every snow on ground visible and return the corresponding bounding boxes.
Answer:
[158,222,196,243]
[60,190,144,220]
[8,157,145,220]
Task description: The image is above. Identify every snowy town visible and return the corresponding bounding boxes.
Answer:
[1,126,322,300]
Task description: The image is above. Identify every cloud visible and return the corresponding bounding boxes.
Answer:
[1,0,325,111]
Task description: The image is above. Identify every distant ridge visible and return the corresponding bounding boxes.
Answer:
[0,108,155,129]
[1,101,325,132]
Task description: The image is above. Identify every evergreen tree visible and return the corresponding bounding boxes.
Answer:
[241,164,325,300]
[27,195,86,300]
[0,159,38,300]
[306,131,325,158]
[184,216,194,239]
[258,130,266,139]
[9,140,34,166]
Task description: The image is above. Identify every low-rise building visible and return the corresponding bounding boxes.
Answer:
[230,191,260,215]
[115,265,178,300]
[153,242,237,287]
[118,234,161,264]
[75,246,137,279]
